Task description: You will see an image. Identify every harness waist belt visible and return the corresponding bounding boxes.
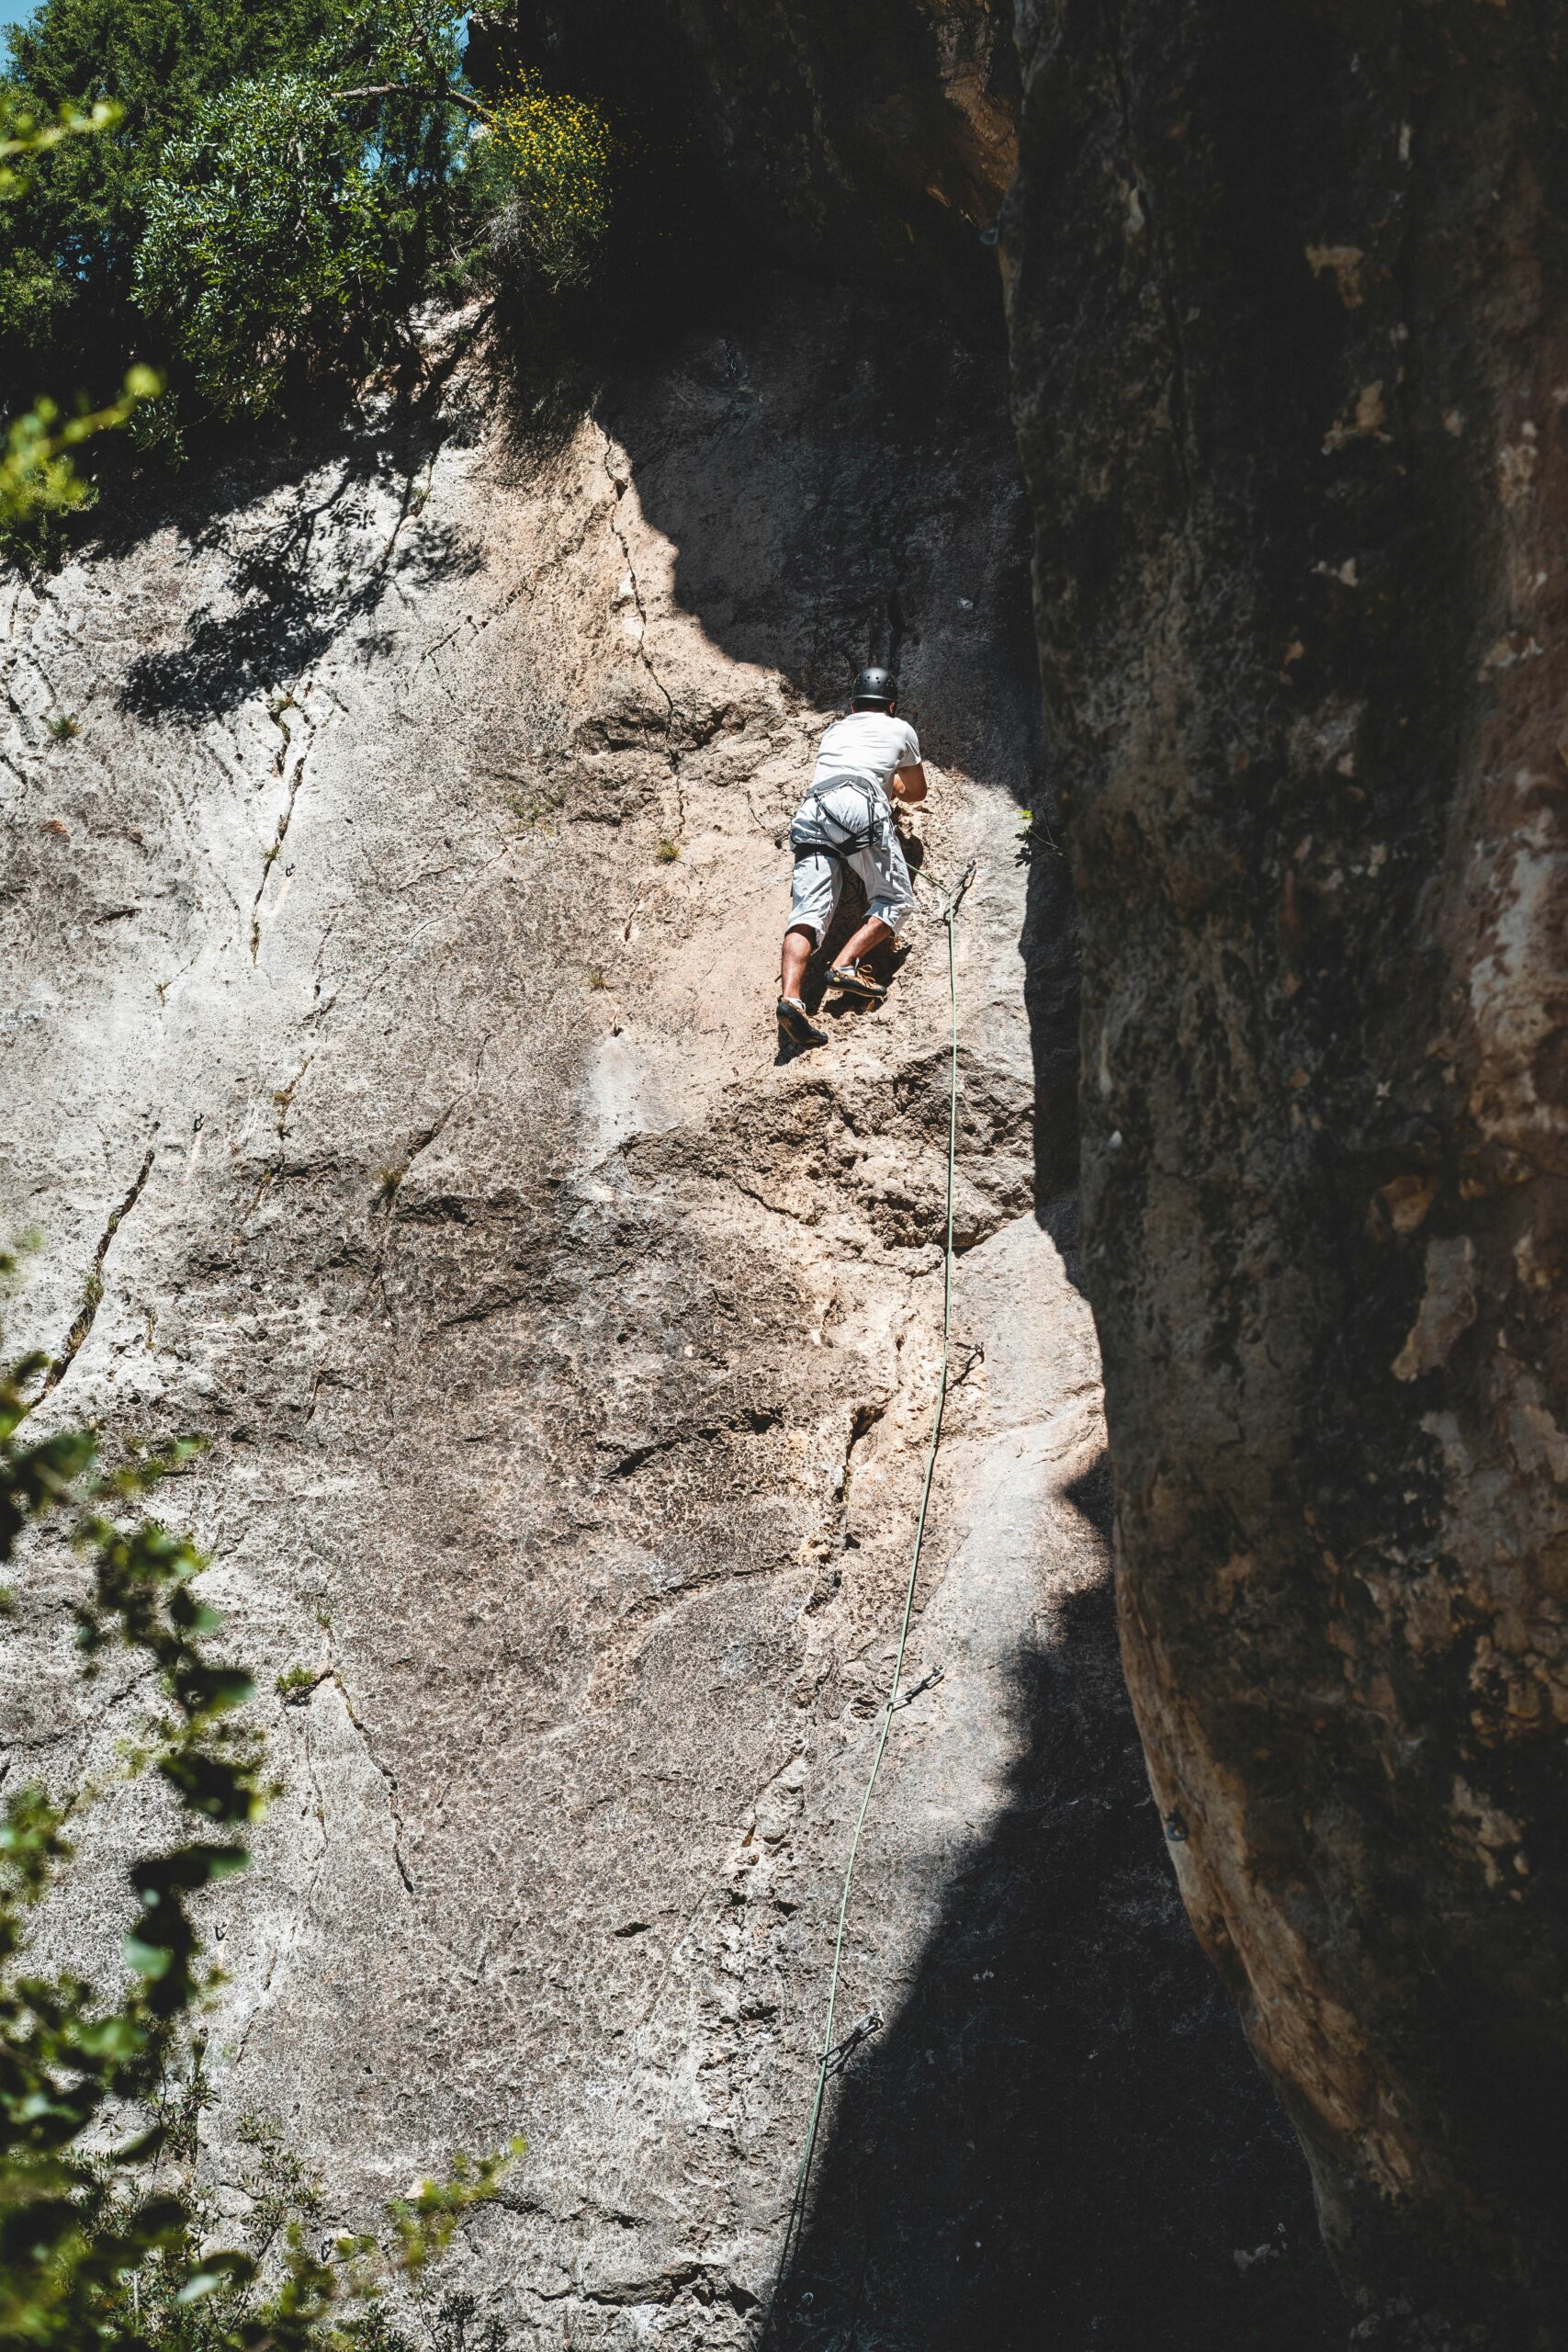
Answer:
[790,773,894,860]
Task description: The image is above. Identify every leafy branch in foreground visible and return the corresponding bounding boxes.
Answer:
[1,93,160,542]
[0,1261,517,2346]
[0,88,122,195]
[0,368,161,531]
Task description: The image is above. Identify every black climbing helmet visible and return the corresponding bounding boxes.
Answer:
[852,666,897,710]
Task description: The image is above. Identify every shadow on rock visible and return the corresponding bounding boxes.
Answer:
[1021,826,1079,1214]
[119,449,483,722]
[599,278,1035,797]
[761,1459,1347,2352]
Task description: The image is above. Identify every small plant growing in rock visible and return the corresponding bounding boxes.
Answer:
[275,1660,322,1704]
[46,710,80,740]
[1016,806,1065,864]
[657,837,681,863]
[506,785,562,830]
[234,2110,326,2248]
[586,966,608,989]
[486,70,616,292]
[352,2312,419,2352]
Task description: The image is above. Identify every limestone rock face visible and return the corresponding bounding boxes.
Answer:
[3,282,1337,2343]
[1006,4,1568,2340]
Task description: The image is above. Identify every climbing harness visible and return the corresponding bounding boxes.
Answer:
[761,855,978,2337]
[789,774,897,864]
[749,774,931,904]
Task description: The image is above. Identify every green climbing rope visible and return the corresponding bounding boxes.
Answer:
[763,855,977,2333]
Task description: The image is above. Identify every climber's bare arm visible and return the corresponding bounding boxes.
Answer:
[891,762,928,806]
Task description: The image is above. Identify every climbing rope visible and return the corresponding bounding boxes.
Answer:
[761,855,978,2336]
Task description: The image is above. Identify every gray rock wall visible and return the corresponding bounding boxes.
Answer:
[4,280,1333,2344]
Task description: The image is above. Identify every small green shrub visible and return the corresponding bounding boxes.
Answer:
[275,1660,323,1703]
[656,836,681,863]
[506,784,564,831]
[486,70,616,291]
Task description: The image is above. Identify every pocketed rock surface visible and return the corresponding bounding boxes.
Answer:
[1,285,1335,2347]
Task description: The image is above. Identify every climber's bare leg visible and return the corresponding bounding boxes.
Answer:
[780,924,816,1001]
[832,914,895,970]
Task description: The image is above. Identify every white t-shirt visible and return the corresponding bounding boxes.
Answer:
[812,710,921,795]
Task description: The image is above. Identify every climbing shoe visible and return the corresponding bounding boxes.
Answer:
[826,961,887,1003]
[777,995,828,1047]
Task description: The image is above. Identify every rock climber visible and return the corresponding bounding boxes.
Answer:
[776,666,927,1048]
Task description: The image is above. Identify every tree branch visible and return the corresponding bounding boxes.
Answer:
[331,82,488,120]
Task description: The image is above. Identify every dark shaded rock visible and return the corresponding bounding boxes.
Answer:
[767,1558,1347,2352]
[473,0,1018,298]
[1005,3,1568,2343]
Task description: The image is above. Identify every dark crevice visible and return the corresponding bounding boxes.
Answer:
[41,1140,157,1397]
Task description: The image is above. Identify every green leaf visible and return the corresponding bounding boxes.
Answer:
[121,1933,174,1979]
[175,2248,256,2302]
[186,1667,255,1713]
[69,2013,145,2059]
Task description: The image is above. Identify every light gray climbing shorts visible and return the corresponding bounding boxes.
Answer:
[786,780,915,944]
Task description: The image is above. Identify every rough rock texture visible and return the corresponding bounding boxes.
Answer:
[479,0,1019,284]
[3,277,1337,2344]
[1006,4,1568,2342]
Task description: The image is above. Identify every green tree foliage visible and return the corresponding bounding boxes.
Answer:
[133,74,400,423]
[1,0,623,550]
[131,1,484,420]
[0,0,337,390]
[0,1265,516,2346]
[2,0,616,446]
